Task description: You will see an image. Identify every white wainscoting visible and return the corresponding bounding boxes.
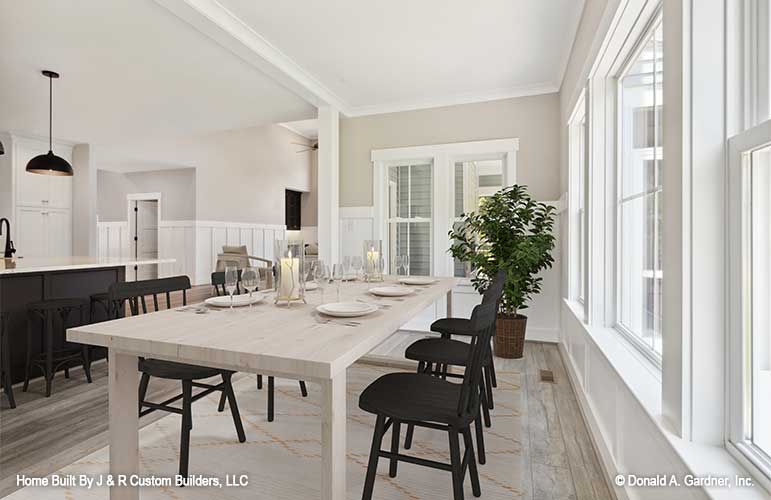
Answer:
[193,221,285,286]
[98,220,287,285]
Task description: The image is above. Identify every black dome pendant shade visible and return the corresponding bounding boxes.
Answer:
[26,70,73,176]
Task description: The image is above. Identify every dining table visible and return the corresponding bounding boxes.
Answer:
[66,275,458,500]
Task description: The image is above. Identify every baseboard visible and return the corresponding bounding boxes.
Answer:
[558,342,625,500]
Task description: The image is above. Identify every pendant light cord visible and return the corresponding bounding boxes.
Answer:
[48,74,52,151]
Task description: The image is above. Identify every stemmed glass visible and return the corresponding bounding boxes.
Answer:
[342,256,352,281]
[351,256,363,280]
[224,265,239,310]
[402,255,410,276]
[313,261,328,304]
[241,267,258,308]
[332,263,344,302]
[393,255,404,276]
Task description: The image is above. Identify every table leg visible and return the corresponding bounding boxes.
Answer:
[446,289,453,317]
[321,371,346,500]
[108,350,139,500]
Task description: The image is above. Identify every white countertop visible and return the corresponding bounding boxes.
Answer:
[0,256,175,275]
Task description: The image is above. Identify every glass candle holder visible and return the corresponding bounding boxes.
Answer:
[274,240,305,306]
[363,240,384,282]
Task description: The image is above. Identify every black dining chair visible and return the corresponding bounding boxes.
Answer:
[401,269,506,464]
[358,300,497,500]
[108,276,246,477]
[210,270,308,421]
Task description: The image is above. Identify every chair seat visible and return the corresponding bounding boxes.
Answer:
[430,317,474,336]
[139,359,223,380]
[359,372,472,427]
[28,298,88,311]
[405,338,471,366]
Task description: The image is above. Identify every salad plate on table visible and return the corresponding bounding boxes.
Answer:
[398,277,437,286]
[205,294,264,308]
[368,286,414,297]
[316,302,378,318]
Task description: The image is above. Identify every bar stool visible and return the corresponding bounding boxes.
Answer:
[23,298,92,397]
[89,292,111,322]
[1,313,15,408]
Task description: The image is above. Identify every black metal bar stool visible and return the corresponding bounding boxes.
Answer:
[23,298,93,397]
[1,312,15,408]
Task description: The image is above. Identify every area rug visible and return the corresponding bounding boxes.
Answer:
[5,363,523,499]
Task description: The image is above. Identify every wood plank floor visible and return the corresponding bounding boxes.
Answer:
[0,287,612,499]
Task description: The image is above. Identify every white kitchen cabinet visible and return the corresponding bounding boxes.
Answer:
[8,135,73,257]
[14,207,72,259]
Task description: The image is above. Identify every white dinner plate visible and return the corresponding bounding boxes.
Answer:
[398,277,437,286]
[205,294,264,308]
[316,302,378,318]
[369,286,414,297]
[305,282,319,291]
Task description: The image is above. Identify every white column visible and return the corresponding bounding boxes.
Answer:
[317,106,340,264]
[71,143,98,256]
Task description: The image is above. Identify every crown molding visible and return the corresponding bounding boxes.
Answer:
[345,82,560,117]
[153,0,562,118]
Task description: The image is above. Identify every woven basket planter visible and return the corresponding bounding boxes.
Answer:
[494,313,527,359]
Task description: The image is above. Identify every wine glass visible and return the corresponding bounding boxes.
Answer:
[342,256,352,281]
[393,255,404,276]
[402,255,410,276]
[241,267,258,308]
[224,265,239,310]
[332,263,344,302]
[351,256,363,280]
[313,261,328,304]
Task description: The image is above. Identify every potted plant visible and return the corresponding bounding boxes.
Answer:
[449,185,556,358]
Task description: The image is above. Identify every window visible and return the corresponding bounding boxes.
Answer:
[386,164,432,276]
[616,19,664,358]
[569,94,587,306]
[728,123,771,480]
[452,159,504,278]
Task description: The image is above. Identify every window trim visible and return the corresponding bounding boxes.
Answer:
[727,117,771,485]
[371,139,518,278]
[568,92,588,306]
[612,13,664,364]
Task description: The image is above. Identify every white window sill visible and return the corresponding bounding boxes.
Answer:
[563,299,770,499]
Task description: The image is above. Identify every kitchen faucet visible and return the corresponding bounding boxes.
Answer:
[0,218,15,258]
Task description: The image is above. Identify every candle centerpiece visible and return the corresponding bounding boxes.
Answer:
[363,240,384,282]
[274,240,305,306]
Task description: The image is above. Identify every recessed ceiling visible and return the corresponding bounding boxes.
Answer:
[0,0,316,148]
[217,0,585,114]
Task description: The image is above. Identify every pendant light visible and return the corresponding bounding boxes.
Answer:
[26,70,73,176]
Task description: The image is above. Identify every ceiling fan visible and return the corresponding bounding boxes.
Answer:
[292,141,318,153]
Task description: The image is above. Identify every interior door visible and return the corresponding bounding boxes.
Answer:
[134,200,158,280]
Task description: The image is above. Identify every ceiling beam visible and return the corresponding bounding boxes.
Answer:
[153,0,351,114]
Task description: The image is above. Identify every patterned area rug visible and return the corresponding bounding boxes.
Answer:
[6,363,523,499]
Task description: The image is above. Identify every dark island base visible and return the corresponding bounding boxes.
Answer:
[0,266,125,387]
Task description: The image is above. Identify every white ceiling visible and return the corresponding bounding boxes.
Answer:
[217,0,585,115]
[0,0,316,148]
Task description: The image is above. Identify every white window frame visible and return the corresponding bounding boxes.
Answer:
[727,118,771,487]
[612,11,664,366]
[371,139,518,278]
[568,92,588,308]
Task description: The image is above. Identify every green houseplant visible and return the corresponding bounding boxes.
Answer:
[449,184,556,358]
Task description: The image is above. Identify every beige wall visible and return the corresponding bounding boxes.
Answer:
[97,168,197,222]
[101,124,315,226]
[339,93,561,206]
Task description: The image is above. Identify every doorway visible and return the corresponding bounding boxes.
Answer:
[127,194,160,281]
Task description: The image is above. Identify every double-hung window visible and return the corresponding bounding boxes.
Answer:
[616,18,664,358]
[568,94,587,305]
[386,163,433,276]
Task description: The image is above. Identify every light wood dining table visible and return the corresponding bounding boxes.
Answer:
[67,276,457,500]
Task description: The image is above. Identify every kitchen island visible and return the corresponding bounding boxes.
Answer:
[0,257,174,389]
